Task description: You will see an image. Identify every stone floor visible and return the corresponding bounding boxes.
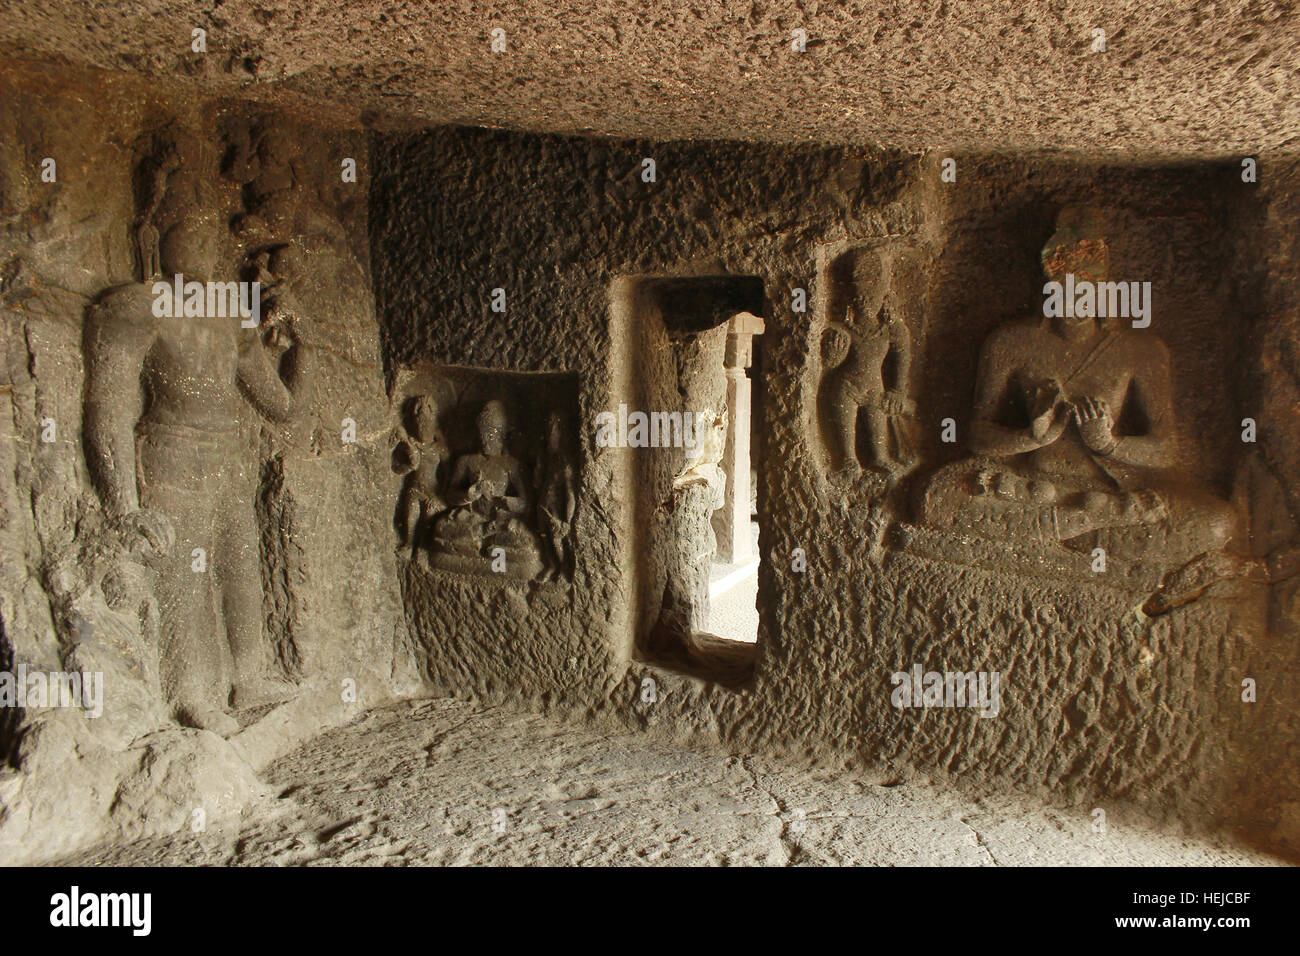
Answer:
[54,697,1285,867]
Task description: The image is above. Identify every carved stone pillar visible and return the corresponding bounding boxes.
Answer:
[713,311,764,564]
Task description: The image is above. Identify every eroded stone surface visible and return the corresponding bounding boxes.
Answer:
[372,125,1300,859]
[3,44,1299,865]
[2,2,1298,155]
[0,66,411,862]
[54,698,1285,867]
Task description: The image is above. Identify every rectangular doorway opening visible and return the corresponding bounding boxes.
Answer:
[707,323,762,647]
[615,274,766,690]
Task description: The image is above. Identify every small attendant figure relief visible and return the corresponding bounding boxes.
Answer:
[819,272,916,482]
[392,393,451,562]
[536,412,577,581]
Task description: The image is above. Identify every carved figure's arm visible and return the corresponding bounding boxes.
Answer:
[83,294,155,517]
[563,466,577,523]
[889,318,913,394]
[447,456,475,503]
[1108,340,1176,468]
[506,459,533,514]
[237,332,314,425]
[969,334,1063,456]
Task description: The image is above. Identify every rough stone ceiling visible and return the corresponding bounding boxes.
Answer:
[3,0,1298,156]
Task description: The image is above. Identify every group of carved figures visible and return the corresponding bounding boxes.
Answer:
[76,128,1237,743]
[818,209,1238,572]
[391,391,576,582]
[76,120,576,739]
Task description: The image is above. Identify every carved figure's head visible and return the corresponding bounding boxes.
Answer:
[1042,207,1111,285]
[412,395,440,442]
[836,247,886,325]
[478,400,509,455]
[142,131,222,281]
[256,128,296,169]
[157,132,202,177]
[159,211,221,282]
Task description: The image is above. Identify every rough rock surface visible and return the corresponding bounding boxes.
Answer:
[0,714,269,864]
[0,65,413,862]
[2,1,1298,155]
[54,698,1285,866]
[3,25,1299,864]
[372,124,1300,854]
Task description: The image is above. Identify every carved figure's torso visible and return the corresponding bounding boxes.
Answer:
[140,312,243,432]
[456,453,519,501]
[982,319,1162,484]
[830,322,894,398]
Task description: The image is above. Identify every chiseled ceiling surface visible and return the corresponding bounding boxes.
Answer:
[2,0,1298,155]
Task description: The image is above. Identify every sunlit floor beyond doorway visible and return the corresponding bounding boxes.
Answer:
[708,520,759,644]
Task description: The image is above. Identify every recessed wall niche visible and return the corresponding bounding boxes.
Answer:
[389,362,580,585]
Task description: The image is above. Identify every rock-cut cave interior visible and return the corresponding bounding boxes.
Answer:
[1,1,1299,873]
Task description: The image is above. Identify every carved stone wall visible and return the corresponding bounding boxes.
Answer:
[371,126,920,713]
[371,129,1300,851]
[0,66,410,861]
[3,61,1298,860]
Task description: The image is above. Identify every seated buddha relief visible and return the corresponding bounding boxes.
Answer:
[919,208,1238,571]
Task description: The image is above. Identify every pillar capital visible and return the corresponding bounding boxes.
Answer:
[725,311,765,370]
